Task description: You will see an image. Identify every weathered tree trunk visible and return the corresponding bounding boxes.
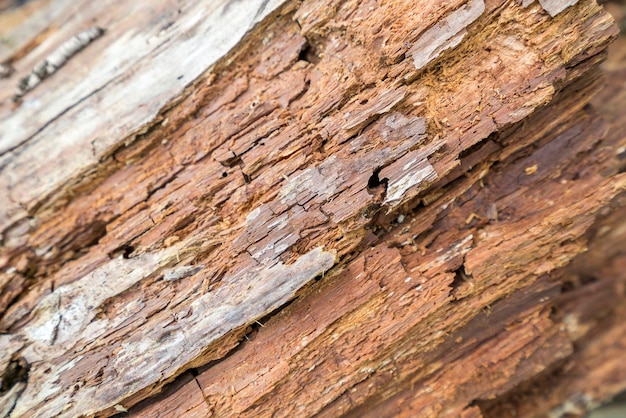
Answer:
[0,0,625,417]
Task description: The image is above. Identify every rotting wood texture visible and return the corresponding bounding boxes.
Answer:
[0,0,625,417]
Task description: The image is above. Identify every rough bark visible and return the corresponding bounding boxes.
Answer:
[0,0,624,417]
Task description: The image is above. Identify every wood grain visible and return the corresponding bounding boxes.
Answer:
[0,0,624,416]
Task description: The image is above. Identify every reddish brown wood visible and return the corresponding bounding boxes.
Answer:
[0,0,624,417]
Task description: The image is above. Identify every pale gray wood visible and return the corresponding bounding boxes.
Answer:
[0,0,287,230]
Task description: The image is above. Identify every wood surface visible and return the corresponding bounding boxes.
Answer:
[0,0,625,417]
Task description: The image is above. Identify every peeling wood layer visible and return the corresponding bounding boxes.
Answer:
[538,0,580,17]
[409,0,486,70]
[0,0,291,227]
[14,27,104,99]
[0,0,624,417]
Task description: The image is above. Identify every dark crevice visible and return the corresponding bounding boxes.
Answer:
[451,267,468,290]
[298,39,321,65]
[108,244,135,259]
[449,264,473,302]
[458,131,499,160]
[363,169,389,229]
[0,356,30,393]
[367,167,388,192]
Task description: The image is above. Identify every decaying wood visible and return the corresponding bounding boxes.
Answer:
[14,26,104,100]
[0,0,624,417]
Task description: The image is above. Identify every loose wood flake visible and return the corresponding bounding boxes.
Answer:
[409,0,485,70]
[14,27,104,99]
[163,265,204,281]
[3,246,336,417]
[539,0,580,17]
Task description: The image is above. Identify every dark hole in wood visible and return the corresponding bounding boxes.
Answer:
[450,268,466,290]
[367,168,388,190]
[298,40,321,65]
[111,244,135,259]
[549,305,559,320]
[561,280,576,292]
[0,357,30,393]
[122,245,135,259]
